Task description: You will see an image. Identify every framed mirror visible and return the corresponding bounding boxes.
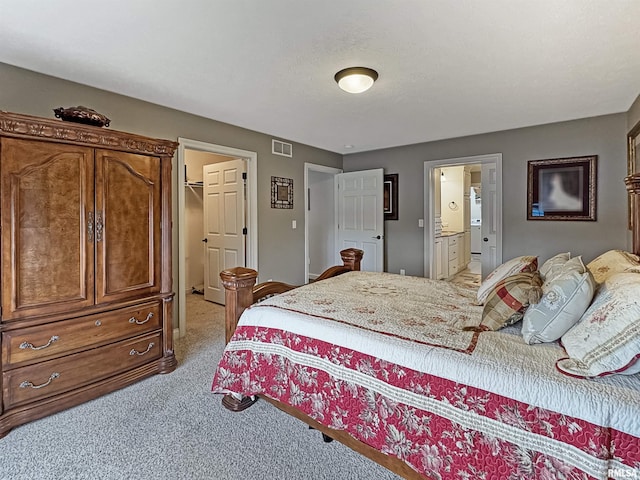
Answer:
[628,120,640,229]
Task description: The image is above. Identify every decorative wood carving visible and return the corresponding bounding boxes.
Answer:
[0,111,177,156]
[625,173,640,255]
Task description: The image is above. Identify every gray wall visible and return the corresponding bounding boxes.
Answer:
[3,62,636,286]
[0,63,342,326]
[344,114,629,276]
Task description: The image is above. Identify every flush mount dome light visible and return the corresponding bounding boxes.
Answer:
[334,67,378,94]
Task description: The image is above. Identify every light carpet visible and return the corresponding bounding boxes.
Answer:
[0,294,400,480]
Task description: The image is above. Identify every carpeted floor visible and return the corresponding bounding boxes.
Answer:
[0,294,401,480]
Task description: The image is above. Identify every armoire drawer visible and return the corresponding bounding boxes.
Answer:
[3,332,162,408]
[2,302,162,368]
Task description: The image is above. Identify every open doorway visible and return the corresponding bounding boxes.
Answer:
[304,164,386,280]
[304,163,341,282]
[424,154,503,280]
[177,138,258,338]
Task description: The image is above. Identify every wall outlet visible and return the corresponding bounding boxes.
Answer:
[292,220,297,229]
[400,269,406,275]
[418,219,424,228]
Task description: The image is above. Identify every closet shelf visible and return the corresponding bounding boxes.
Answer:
[185,181,203,187]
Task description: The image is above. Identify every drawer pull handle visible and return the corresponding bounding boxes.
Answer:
[88,212,94,243]
[20,336,60,351]
[130,342,155,356]
[20,372,60,390]
[129,312,154,325]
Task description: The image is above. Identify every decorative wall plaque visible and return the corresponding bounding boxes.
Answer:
[271,176,293,209]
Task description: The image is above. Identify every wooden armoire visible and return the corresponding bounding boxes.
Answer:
[0,111,178,438]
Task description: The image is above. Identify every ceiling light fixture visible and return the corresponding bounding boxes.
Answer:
[334,67,378,94]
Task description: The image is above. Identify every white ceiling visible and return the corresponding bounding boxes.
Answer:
[1,1,639,154]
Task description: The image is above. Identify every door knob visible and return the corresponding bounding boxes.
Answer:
[202,238,208,243]
[372,235,382,239]
[483,237,488,242]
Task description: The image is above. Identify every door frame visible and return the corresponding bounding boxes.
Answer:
[424,153,503,278]
[177,138,258,338]
[304,163,342,282]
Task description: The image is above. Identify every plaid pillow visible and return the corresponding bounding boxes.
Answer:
[477,255,538,305]
[481,272,542,331]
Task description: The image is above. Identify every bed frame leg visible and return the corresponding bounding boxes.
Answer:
[221,394,258,412]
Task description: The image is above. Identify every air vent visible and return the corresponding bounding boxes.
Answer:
[272,139,292,157]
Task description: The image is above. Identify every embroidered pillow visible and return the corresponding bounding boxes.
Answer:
[539,252,571,283]
[522,257,596,344]
[557,272,640,378]
[480,272,542,331]
[586,249,640,284]
[476,255,538,305]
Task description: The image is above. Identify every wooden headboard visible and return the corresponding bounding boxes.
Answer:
[625,173,640,255]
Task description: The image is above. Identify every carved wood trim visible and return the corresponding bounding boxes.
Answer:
[0,111,178,156]
[625,173,640,255]
[340,248,363,271]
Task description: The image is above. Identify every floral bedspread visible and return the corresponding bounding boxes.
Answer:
[212,272,640,480]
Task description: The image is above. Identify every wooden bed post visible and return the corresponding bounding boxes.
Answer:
[220,249,363,346]
[219,267,258,344]
[218,248,363,413]
[340,248,363,271]
[625,173,640,256]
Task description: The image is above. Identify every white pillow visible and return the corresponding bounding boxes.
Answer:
[539,252,570,283]
[522,257,595,344]
[557,273,640,378]
[476,255,538,305]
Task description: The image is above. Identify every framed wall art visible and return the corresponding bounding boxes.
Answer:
[271,176,293,209]
[527,155,597,221]
[384,173,398,220]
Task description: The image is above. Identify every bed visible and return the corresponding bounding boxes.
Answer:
[211,178,640,480]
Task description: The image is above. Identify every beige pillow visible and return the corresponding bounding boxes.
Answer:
[586,249,640,284]
[557,272,640,378]
[480,272,542,331]
[539,252,570,283]
[476,255,538,305]
[522,257,596,344]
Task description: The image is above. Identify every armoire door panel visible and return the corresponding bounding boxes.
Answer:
[1,138,95,320]
[94,149,161,303]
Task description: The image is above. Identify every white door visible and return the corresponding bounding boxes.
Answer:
[336,169,384,272]
[481,162,499,278]
[203,159,246,304]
